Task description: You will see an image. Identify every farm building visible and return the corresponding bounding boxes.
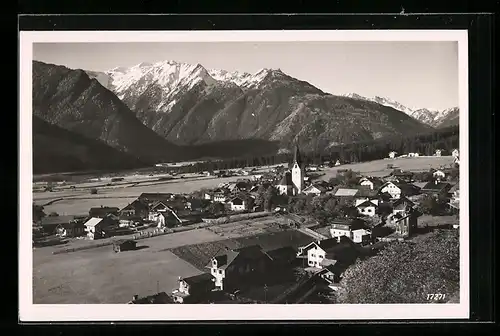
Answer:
[432,169,446,181]
[301,184,327,196]
[171,273,215,303]
[83,216,115,240]
[112,239,137,253]
[89,206,119,218]
[296,236,360,271]
[378,181,420,200]
[227,194,253,212]
[388,151,397,159]
[355,200,379,217]
[119,200,149,219]
[329,219,371,245]
[420,181,452,197]
[276,172,294,196]
[39,215,78,235]
[55,220,86,238]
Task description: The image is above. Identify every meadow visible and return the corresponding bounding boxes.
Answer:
[319,156,455,181]
[33,228,223,304]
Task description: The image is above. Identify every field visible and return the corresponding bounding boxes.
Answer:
[319,156,455,181]
[33,175,248,215]
[33,228,223,304]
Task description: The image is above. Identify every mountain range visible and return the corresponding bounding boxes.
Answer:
[341,93,459,128]
[33,59,457,173]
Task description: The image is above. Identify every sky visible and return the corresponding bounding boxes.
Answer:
[33,41,459,110]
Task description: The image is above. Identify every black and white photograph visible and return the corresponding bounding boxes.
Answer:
[19,30,469,321]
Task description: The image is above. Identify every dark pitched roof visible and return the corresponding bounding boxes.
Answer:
[40,215,77,226]
[356,200,378,208]
[182,272,214,285]
[317,238,339,250]
[266,246,297,261]
[120,199,148,212]
[208,250,240,270]
[277,172,293,186]
[331,218,367,231]
[421,181,452,192]
[392,196,416,210]
[89,206,119,217]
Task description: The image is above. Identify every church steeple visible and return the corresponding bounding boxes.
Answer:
[293,142,302,168]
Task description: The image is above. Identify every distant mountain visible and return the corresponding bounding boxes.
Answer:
[33,115,147,174]
[32,61,188,163]
[88,60,432,152]
[342,93,459,128]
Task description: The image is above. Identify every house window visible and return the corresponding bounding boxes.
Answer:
[311,253,315,257]
[218,270,222,274]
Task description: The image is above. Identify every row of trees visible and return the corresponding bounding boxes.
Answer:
[168,125,459,174]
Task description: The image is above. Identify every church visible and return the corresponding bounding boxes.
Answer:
[276,143,306,196]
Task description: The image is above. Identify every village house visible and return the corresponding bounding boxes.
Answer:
[39,215,79,235]
[390,196,416,216]
[359,177,384,190]
[138,193,175,207]
[390,169,414,183]
[227,194,254,212]
[330,219,372,245]
[435,149,442,157]
[119,199,149,219]
[420,180,452,198]
[55,219,86,238]
[171,273,215,303]
[83,216,115,240]
[408,152,420,157]
[391,208,422,238]
[118,214,143,228]
[206,245,272,291]
[355,199,379,217]
[388,151,397,159]
[432,169,446,181]
[213,189,229,203]
[296,237,360,271]
[89,206,119,218]
[276,171,294,196]
[378,181,420,200]
[301,184,327,197]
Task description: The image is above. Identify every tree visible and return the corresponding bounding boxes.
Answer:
[337,229,459,304]
[419,194,448,215]
[206,202,225,216]
[264,187,279,211]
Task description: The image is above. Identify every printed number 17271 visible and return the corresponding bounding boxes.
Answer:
[426,294,446,301]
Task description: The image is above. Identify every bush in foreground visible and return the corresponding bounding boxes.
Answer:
[337,229,459,304]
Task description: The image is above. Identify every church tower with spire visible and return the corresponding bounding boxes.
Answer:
[291,142,305,195]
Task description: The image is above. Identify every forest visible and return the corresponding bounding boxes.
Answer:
[169,125,460,174]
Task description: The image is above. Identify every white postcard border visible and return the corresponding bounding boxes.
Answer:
[19,30,469,321]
